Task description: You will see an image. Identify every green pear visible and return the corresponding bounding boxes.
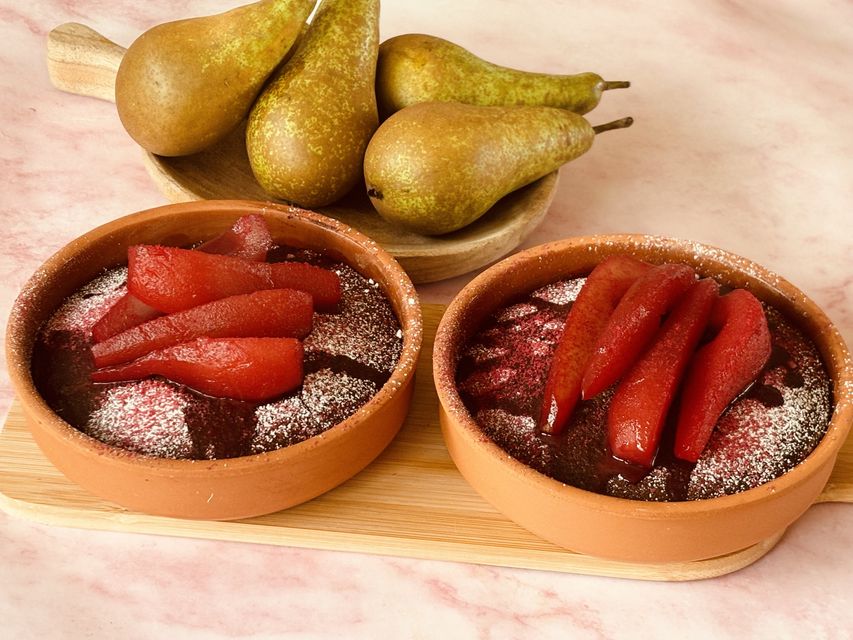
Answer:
[246,0,380,208]
[363,102,632,235]
[115,0,315,157]
[376,34,629,118]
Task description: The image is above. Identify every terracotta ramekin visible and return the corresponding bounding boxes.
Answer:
[434,235,852,563]
[6,200,423,520]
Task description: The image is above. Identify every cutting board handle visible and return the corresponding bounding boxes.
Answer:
[47,22,124,103]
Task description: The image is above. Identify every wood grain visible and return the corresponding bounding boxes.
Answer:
[2,305,850,580]
[45,22,558,284]
[46,22,125,101]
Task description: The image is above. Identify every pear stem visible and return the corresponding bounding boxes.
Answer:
[603,80,631,91]
[593,117,634,134]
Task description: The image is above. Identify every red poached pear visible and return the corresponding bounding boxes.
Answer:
[195,213,273,261]
[674,289,772,463]
[91,293,162,343]
[607,278,719,467]
[91,337,304,402]
[127,245,341,313]
[537,255,652,435]
[91,288,313,368]
[92,214,274,342]
[581,263,696,399]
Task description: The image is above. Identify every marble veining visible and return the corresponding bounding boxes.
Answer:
[1,0,851,637]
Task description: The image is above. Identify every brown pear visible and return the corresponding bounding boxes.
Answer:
[115,0,315,157]
[364,102,632,235]
[246,0,380,208]
[376,33,629,118]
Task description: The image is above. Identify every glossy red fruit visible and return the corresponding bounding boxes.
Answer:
[127,246,341,313]
[91,292,162,343]
[91,337,304,402]
[674,289,772,463]
[608,278,719,467]
[538,255,652,435]
[91,289,313,368]
[268,261,342,311]
[92,215,274,342]
[196,213,273,261]
[582,263,696,399]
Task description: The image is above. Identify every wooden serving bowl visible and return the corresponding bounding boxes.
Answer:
[46,23,559,285]
[5,200,423,520]
[433,235,853,563]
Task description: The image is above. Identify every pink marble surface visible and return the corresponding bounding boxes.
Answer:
[1,0,852,637]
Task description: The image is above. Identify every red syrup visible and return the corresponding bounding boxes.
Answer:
[31,247,403,460]
[456,278,833,501]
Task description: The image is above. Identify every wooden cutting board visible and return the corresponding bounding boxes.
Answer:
[45,22,559,284]
[2,305,851,581]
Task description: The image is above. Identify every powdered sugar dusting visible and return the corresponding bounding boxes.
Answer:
[495,302,538,323]
[607,465,688,502]
[251,369,380,452]
[44,269,126,336]
[463,343,510,365]
[84,379,193,459]
[301,369,378,429]
[253,395,323,453]
[459,300,565,417]
[460,366,516,397]
[531,278,586,307]
[476,409,551,469]
[305,264,402,374]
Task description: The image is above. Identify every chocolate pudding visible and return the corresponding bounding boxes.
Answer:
[456,277,832,501]
[31,247,403,460]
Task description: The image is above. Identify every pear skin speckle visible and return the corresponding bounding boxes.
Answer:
[376,34,618,118]
[246,0,380,208]
[363,103,595,235]
[115,0,314,157]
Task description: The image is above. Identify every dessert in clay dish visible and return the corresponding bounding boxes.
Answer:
[434,235,852,563]
[6,200,423,520]
[33,216,400,460]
